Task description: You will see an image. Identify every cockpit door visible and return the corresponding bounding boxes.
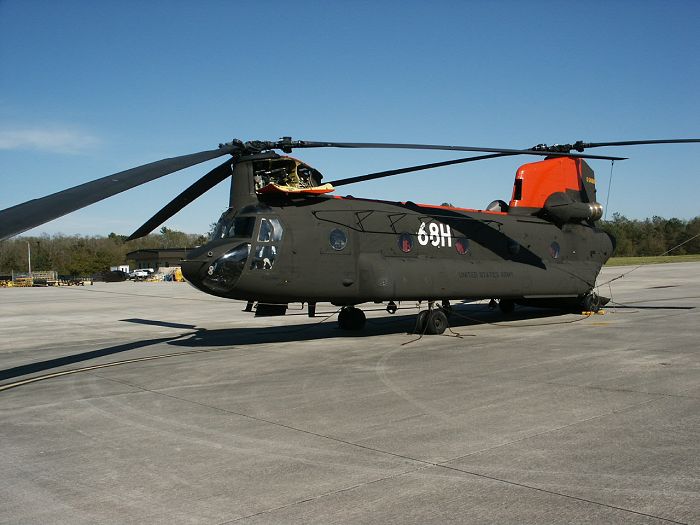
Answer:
[249,216,284,271]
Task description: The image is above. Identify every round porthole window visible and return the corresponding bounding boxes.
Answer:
[549,241,560,259]
[398,233,413,253]
[329,229,348,251]
[455,237,470,255]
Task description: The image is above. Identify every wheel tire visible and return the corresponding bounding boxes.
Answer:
[351,308,366,329]
[338,308,351,329]
[426,309,448,335]
[499,299,515,314]
[338,307,366,330]
[415,310,430,333]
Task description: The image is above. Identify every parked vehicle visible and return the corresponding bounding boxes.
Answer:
[129,269,152,279]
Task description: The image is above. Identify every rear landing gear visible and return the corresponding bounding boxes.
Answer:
[338,306,366,330]
[425,309,448,334]
[414,307,448,335]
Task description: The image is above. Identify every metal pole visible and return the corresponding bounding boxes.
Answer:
[27,241,31,275]
[604,160,614,221]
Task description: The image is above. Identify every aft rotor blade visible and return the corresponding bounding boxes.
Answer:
[127,160,233,241]
[0,145,238,241]
[292,140,626,161]
[329,153,515,187]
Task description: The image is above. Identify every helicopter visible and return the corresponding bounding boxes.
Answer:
[1,137,698,334]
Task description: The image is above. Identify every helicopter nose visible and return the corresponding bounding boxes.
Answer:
[181,243,251,296]
[180,259,206,287]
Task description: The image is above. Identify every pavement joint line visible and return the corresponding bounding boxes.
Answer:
[433,463,688,525]
[439,398,661,465]
[219,464,436,524]
[95,374,690,525]
[438,378,700,468]
[91,374,429,466]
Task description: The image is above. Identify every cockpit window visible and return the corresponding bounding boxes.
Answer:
[227,217,255,238]
[258,218,283,242]
[211,215,256,240]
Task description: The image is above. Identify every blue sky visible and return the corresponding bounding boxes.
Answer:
[1,0,698,236]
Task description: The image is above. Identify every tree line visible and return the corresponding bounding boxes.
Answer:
[0,227,208,277]
[1,216,698,277]
[602,214,700,256]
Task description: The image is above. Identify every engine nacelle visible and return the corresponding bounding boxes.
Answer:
[542,192,603,223]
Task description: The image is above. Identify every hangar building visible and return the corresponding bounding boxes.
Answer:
[126,248,191,272]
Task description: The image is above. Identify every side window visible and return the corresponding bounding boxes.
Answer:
[258,218,283,242]
[549,241,561,259]
[329,229,348,251]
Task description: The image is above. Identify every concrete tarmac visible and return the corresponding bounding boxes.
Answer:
[1,262,699,524]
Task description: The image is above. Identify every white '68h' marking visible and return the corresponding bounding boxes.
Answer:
[417,221,451,248]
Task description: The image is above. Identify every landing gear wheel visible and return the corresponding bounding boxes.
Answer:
[426,309,448,335]
[498,299,515,314]
[338,307,366,330]
[415,310,430,333]
[582,293,601,313]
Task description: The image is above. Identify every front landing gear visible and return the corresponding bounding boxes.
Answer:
[338,306,366,330]
[498,299,515,314]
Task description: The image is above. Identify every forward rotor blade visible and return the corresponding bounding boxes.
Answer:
[0,145,238,241]
[329,153,514,187]
[581,138,700,148]
[292,140,626,161]
[127,160,233,241]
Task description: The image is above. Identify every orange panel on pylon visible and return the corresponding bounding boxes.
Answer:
[509,157,583,210]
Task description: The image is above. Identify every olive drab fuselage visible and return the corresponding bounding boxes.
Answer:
[2,136,695,324]
[181,153,615,306]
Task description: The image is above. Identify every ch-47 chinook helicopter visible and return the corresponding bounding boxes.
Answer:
[1,137,698,334]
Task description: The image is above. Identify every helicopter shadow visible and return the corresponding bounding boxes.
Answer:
[167,304,572,348]
[0,306,571,383]
[0,333,193,382]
